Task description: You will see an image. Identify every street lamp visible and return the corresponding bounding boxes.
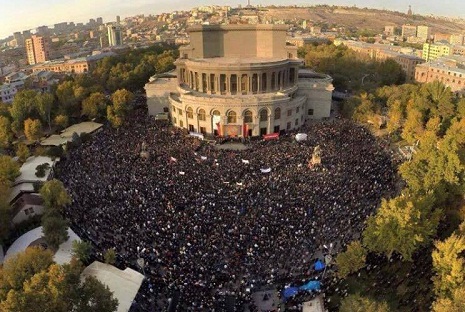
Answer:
[361,74,371,86]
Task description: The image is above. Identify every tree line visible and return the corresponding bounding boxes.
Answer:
[298,43,405,93]
[334,81,465,311]
[0,44,177,151]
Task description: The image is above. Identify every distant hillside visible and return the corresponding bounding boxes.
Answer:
[260,6,465,34]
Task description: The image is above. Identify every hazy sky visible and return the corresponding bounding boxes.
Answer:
[1,0,464,39]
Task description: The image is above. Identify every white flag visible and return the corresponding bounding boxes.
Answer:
[201,156,207,160]
[170,156,177,162]
[260,168,271,173]
[236,182,243,186]
[242,159,250,164]
[179,171,185,175]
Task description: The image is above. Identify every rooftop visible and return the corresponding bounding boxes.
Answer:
[14,156,55,185]
[81,261,145,312]
[41,121,103,146]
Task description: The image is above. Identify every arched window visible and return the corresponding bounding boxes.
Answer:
[187,107,193,119]
[274,107,281,120]
[228,111,237,123]
[198,109,206,121]
[212,110,220,116]
[259,109,268,122]
[244,110,253,123]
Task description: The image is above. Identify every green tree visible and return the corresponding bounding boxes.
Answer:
[35,92,55,131]
[363,192,441,261]
[16,143,30,163]
[39,179,71,213]
[0,155,20,184]
[0,248,118,312]
[335,241,367,278]
[386,99,403,134]
[107,106,122,128]
[111,89,134,118]
[54,114,69,129]
[0,247,54,295]
[339,293,390,312]
[433,286,465,312]
[81,92,107,119]
[55,81,76,114]
[42,214,68,251]
[401,107,424,144]
[71,240,92,263]
[23,118,42,142]
[104,249,116,265]
[0,116,12,148]
[432,234,465,299]
[73,276,118,312]
[352,93,378,124]
[9,90,38,132]
[0,181,11,243]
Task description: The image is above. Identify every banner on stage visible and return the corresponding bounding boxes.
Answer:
[189,132,204,140]
[263,133,279,140]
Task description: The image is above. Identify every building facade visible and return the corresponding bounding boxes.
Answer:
[450,34,464,46]
[415,56,465,94]
[25,35,50,65]
[150,25,333,136]
[416,25,431,42]
[342,40,424,82]
[402,24,417,39]
[422,43,452,61]
[107,24,123,46]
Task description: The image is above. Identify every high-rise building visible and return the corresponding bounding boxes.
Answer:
[450,34,464,46]
[116,16,121,24]
[402,24,417,39]
[384,26,396,36]
[13,32,23,46]
[107,24,123,46]
[96,17,103,25]
[422,42,452,61]
[89,18,96,26]
[25,35,50,65]
[434,33,451,43]
[22,30,31,39]
[36,26,49,36]
[416,25,431,42]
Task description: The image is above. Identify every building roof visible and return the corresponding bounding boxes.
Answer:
[9,182,35,203]
[11,193,43,217]
[2,227,81,265]
[41,121,103,146]
[188,56,290,65]
[81,261,145,312]
[14,156,55,185]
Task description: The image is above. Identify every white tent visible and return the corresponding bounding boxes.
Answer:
[295,133,308,142]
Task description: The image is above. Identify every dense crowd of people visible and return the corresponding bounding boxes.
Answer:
[56,107,396,311]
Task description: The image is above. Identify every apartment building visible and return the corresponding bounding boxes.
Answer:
[25,35,50,65]
[422,43,452,61]
[415,55,465,94]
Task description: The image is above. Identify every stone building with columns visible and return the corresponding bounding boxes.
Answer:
[147,24,334,136]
